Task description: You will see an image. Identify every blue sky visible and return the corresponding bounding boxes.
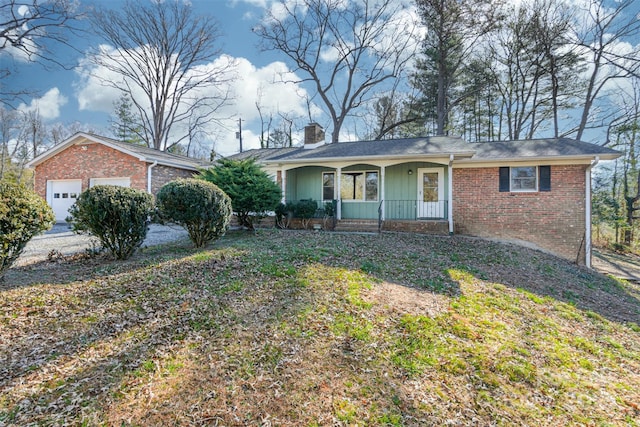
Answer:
[6,0,329,156]
[3,0,640,157]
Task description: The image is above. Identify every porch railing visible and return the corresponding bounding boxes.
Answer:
[381,200,448,221]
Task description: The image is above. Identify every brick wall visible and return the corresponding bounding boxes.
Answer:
[382,220,449,234]
[34,143,197,198]
[34,143,147,197]
[452,165,587,263]
[150,164,197,194]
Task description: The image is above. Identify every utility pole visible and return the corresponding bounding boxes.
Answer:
[236,118,243,153]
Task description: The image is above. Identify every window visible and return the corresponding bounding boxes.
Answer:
[511,166,537,191]
[322,172,335,201]
[339,171,378,201]
[499,166,551,192]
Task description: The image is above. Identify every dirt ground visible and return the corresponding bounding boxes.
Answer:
[593,248,640,282]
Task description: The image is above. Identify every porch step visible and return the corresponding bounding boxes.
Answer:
[334,219,379,233]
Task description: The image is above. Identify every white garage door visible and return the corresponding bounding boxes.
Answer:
[48,180,82,222]
[90,177,131,188]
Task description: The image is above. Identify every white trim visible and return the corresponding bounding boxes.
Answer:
[509,166,539,192]
[147,161,158,193]
[269,156,457,169]
[281,169,287,203]
[453,157,614,168]
[417,167,445,218]
[336,167,342,220]
[89,177,131,187]
[380,166,386,221]
[321,171,336,202]
[26,132,201,171]
[448,155,453,234]
[585,156,599,268]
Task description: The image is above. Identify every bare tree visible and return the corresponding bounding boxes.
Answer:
[254,0,419,144]
[0,0,82,105]
[413,0,501,136]
[483,0,583,140]
[89,0,235,151]
[571,0,640,141]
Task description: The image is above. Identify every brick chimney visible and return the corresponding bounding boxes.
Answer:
[304,123,325,149]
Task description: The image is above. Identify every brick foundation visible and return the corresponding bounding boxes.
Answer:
[382,220,449,235]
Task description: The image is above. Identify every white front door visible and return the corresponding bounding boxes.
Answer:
[48,179,82,221]
[417,168,444,219]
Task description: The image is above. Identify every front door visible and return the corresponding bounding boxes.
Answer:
[417,168,444,219]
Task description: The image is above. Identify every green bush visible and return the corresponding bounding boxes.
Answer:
[67,185,154,260]
[274,199,320,229]
[156,179,232,248]
[199,158,282,230]
[275,202,292,229]
[0,182,55,279]
[294,199,318,229]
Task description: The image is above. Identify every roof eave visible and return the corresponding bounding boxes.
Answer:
[458,153,621,163]
[264,151,477,165]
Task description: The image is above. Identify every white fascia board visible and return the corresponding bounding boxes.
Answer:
[453,154,620,168]
[26,132,147,167]
[266,152,476,169]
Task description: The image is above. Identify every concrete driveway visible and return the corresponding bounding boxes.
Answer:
[16,223,189,266]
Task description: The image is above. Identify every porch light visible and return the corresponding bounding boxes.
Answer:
[408,169,413,175]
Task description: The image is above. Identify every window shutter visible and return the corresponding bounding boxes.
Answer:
[539,166,551,192]
[499,167,510,192]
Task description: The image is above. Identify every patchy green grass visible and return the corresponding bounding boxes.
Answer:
[1,230,639,426]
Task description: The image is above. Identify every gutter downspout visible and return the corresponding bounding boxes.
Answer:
[147,161,158,194]
[448,154,454,235]
[585,156,599,268]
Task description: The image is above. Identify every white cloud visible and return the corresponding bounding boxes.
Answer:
[207,57,320,156]
[73,47,316,156]
[18,87,68,120]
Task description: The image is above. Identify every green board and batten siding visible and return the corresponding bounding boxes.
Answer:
[284,162,449,220]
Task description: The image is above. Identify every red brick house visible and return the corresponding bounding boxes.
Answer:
[27,132,210,222]
[231,124,621,267]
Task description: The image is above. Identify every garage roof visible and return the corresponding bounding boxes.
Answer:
[27,132,212,171]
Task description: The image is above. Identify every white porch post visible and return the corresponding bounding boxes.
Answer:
[336,167,342,220]
[585,156,599,268]
[281,168,287,203]
[380,166,386,220]
[448,155,454,235]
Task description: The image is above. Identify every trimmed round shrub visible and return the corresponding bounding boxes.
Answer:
[67,185,154,260]
[156,179,232,248]
[0,182,55,279]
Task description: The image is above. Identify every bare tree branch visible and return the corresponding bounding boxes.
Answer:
[0,0,84,105]
[254,0,420,143]
[88,0,236,151]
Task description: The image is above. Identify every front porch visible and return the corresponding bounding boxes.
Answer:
[277,197,450,234]
[279,161,453,232]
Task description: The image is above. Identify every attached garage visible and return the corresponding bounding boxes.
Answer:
[48,179,82,221]
[27,133,212,222]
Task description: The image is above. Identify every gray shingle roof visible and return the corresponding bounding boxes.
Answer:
[90,134,213,169]
[467,138,621,160]
[228,147,300,161]
[227,136,620,164]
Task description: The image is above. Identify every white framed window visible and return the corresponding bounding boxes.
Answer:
[511,166,537,191]
[339,171,378,201]
[499,166,551,193]
[322,172,335,201]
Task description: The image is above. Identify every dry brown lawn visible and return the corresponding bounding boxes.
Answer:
[1,230,639,426]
